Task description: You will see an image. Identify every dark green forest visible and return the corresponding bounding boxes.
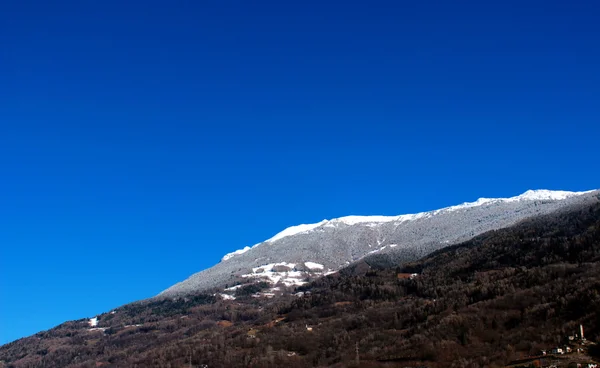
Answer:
[2,201,600,368]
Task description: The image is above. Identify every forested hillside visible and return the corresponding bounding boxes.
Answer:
[2,200,599,368]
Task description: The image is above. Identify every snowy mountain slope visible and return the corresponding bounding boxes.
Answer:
[159,189,599,297]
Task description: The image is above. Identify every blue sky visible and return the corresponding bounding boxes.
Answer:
[1,0,599,344]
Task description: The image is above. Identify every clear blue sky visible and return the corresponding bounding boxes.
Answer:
[1,0,599,344]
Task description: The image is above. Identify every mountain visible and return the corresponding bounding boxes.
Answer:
[160,189,599,297]
[2,190,599,368]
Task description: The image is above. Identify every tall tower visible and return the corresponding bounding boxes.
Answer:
[580,324,585,340]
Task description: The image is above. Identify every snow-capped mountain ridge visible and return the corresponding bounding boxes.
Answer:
[221,189,592,262]
[161,188,599,297]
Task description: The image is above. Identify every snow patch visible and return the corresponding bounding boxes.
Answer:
[251,262,296,273]
[265,220,329,243]
[242,262,308,287]
[304,262,324,270]
[88,317,98,327]
[222,246,252,261]
[333,215,418,226]
[224,284,243,291]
